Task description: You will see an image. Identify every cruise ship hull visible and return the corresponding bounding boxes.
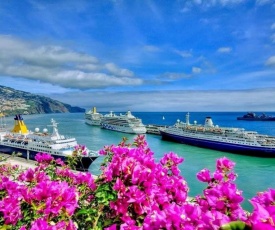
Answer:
[101,123,147,134]
[85,119,101,126]
[0,144,97,171]
[160,131,275,157]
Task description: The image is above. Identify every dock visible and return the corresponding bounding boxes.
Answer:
[0,153,37,169]
[145,124,167,135]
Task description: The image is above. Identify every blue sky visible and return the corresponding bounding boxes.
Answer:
[0,0,275,111]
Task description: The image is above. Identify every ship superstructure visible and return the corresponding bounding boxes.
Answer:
[100,110,147,134]
[85,107,103,126]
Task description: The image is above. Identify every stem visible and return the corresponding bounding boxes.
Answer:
[93,210,103,229]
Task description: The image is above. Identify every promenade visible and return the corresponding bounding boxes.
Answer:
[0,153,37,169]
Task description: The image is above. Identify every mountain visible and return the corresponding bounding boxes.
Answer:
[0,85,85,116]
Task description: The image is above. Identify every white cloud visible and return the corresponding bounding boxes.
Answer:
[49,88,275,112]
[77,63,101,71]
[192,67,201,74]
[0,35,97,66]
[217,47,232,53]
[174,49,193,58]
[0,35,141,89]
[143,45,161,53]
[265,56,275,67]
[105,63,134,77]
[161,72,190,80]
[184,0,246,8]
[256,0,273,5]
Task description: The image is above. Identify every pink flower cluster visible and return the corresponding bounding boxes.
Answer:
[73,144,88,156]
[0,135,275,229]
[0,152,96,229]
[195,157,247,228]
[100,143,189,229]
[249,189,275,229]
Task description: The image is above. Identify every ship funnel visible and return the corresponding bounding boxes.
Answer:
[204,117,214,127]
[93,107,97,114]
[12,114,28,134]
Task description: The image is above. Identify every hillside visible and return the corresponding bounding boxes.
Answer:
[0,85,85,116]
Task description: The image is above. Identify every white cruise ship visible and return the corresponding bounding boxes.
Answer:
[0,114,99,171]
[85,107,103,126]
[160,113,275,157]
[100,110,147,134]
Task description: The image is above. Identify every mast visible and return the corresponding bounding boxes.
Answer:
[48,119,62,139]
[186,113,190,126]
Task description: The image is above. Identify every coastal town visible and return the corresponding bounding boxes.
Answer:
[0,85,85,116]
[0,98,30,115]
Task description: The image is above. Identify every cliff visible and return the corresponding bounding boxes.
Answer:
[0,85,85,116]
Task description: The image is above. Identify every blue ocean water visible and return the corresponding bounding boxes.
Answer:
[5,111,275,212]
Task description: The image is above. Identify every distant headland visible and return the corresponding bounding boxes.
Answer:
[0,85,85,116]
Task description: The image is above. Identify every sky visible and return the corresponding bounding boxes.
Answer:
[0,0,275,112]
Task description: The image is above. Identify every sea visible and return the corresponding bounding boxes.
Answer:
[3,111,275,212]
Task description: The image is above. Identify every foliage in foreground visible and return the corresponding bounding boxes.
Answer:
[0,135,275,229]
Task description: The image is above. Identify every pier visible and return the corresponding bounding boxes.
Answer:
[145,124,167,135]
[0,153,36,169]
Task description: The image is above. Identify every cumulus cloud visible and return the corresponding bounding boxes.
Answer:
[105,63,134,77]
[0,35,142,89]
[265,56,275,67]
[217,47,232,53]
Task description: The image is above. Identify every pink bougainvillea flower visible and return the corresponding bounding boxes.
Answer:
[216,157,235,172]
[18,168,35,182]
[73,172,96,190]
[35,152,54,164]
[30,218,52,230]
[30,180,78,217]
[55,158,66,166]
[249,201,275,227]
[104,224,117,230]
[197,168,211,182]
[160,152,184,168]
[0,196,22,225]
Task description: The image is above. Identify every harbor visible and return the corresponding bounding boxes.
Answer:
[1,1,274,227]
[85,109,275,156]
[3,112,271,212]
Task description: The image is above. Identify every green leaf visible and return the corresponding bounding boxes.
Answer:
[0,225,12,230]
[76,209,89,216]
[220,221,251,230]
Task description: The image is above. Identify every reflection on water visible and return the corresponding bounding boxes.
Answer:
[89,155,105,176]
